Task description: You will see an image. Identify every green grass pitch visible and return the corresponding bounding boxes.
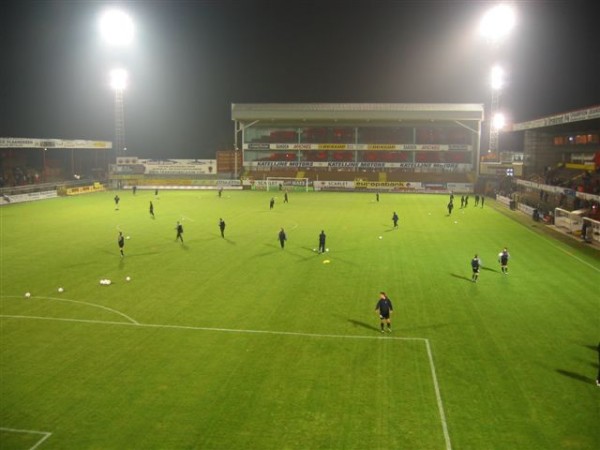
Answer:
[1,190,598,450]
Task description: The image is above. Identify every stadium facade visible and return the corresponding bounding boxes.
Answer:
[232,103,484,183]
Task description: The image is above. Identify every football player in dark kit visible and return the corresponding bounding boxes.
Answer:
[392,211,399,228]
[278,228,287,249]
[219,218,226,238]
[175,221,184,242]
[270,197,275,210]
[118,231,125,257]
[499,248,510,274]
[149,201,155,218]
[318,230,326,253]
[447,201,454,215]
[375,292,393,333]
[114,194,120,210]
[471,254,481,282]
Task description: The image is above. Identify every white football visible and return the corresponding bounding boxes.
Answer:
[126,276,131,282]
[379,236,383,239]
[25,292,31,298]
[126,236,131,240]
[326,248,329,252]
[58,287,64,293]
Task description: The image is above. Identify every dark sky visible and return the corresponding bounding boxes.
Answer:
[1,0,599,158]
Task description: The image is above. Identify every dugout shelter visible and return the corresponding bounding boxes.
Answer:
[232,103,484,183]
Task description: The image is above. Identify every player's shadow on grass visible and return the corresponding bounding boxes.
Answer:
[450,273,473,282]
[300,246,321,255]
[347,319,380,332]
[481,267,498,273]
[556,369,595,385]
[254,244,282,257]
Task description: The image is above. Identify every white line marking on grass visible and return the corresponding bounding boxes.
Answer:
[0,314,452,450]
[181,215,195,222]
[523,227,600,273]
[2,296,139,324]
[0,427,52,450]
[424,339,452,450]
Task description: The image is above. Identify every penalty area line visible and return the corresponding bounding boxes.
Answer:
[0,314,452,450]
[0,427,52,450]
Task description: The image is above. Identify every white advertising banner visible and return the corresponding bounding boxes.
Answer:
[245,161,471,170]
[244,143,471,151]
[1,190,57,205]
[0,137,112,149]
[139,159,217,175]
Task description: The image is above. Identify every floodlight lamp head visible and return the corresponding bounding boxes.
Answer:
[479,4,515,44]
[110,68,128,91]
[100,10,134,46]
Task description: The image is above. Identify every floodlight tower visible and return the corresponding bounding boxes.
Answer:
[479,4,515,157]
[489,65,505,153]
[99,9,134,159]
[110,69,128,158]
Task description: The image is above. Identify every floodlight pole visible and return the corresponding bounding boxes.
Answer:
[489,87,501,156]
[114,88,126,159]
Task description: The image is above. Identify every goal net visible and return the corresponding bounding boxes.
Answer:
[266,177,309,192]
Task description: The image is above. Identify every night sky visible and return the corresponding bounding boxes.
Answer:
[1,0,598,158]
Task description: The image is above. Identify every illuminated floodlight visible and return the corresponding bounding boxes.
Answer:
[109,68,128,91]
[479,4,515,43]
[100,10,134,46]
[492,112,506,130]
[490,65,504,90]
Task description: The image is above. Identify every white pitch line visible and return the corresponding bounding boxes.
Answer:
[523,225,600,273]
[2,296,138,325]
[425,339,452,450]
[0,314,452,450]
[0,427,52,450]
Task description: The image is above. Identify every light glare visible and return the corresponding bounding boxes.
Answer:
[491,65,504,90]
[110,69,128,91]
[492,112,506,130]
[100,10,134,46]
[480,4,515,43]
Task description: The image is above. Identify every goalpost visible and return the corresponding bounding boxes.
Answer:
[266,177,310,192]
